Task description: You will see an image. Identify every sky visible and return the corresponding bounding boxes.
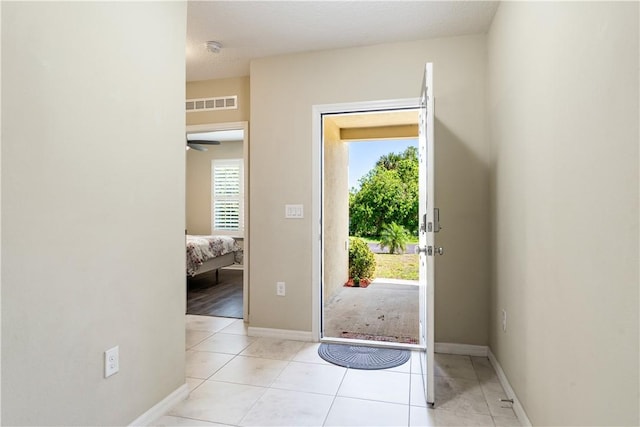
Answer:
[348,138,418,190]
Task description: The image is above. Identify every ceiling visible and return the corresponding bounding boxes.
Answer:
[327,110,418,129]
[325,109,419,141]
[186,1,499,82]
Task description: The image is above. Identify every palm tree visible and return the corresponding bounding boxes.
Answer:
[379,222,411,254]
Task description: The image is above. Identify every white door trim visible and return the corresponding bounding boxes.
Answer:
[186,121,250,320]
[311,99,419,341]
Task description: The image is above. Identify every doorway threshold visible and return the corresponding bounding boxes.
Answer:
[320,336,424,352]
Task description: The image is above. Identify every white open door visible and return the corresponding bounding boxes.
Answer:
[418,62,438,406]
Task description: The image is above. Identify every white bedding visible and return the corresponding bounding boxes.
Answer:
[186,235,242,276]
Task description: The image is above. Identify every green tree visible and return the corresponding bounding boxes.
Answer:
[349,146,418,237]
[379,222,411,254]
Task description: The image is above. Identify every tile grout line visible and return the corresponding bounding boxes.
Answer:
[469,354,494,416]
[472,357,500,427]
[473,357,520,426]
[407,372,414,427]
[215,343,272,427]
[472,356,519,424]
[320,363,350,427]
[236,348,316,426]
[234,341,321,425]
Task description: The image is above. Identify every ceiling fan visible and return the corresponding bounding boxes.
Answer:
[186,137,220,152]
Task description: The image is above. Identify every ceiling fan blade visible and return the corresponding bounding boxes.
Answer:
[186,140,221,145]
[187,143,208,152]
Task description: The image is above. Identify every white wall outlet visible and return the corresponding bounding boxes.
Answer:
[285,204,304,219]
[501,310,507,332]
[276,281,286,296]
[104,345,119,378]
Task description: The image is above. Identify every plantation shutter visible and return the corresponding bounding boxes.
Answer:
[212,159,244,234]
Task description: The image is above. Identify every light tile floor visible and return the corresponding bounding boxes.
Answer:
[153,315,520,427]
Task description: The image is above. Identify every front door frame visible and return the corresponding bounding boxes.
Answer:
[311,99,420,342]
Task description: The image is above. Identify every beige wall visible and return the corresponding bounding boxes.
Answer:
[186,76,250,125]
[1,2,187,425]
[488,2,639,425]
[250,35,490,342]
[322,118,349,302]
[186,141,244,235]
[185,77,250,237]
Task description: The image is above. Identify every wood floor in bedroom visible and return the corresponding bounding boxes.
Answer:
[187,268,243,319]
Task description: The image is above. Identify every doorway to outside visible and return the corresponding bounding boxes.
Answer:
[321,107,420,348]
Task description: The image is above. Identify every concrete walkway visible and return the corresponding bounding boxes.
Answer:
[323,279,419,344]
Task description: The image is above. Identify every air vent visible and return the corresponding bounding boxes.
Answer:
[186,95,238,112]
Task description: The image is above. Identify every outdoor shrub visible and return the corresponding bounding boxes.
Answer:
[348,237,376,280]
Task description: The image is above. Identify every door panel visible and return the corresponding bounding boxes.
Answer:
[418,63,435,405]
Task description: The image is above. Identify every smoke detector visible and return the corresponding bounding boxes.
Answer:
[205,41,222,54]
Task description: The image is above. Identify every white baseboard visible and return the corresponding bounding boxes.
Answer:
[435,342,488,357]
[248,326,315,342]
[488,349,532,427]
[129,383,189,426]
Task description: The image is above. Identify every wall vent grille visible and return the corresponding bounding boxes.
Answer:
[186,96,237,112]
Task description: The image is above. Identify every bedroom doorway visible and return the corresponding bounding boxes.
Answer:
[319,105,421,347]
[185,122,249,320]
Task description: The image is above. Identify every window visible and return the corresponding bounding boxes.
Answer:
[211,159,244,235]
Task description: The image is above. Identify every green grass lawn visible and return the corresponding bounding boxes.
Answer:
[374,253,419,281]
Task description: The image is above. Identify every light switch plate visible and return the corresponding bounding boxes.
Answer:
[285,204,304,219]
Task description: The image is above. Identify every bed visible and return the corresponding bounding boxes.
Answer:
[186,235,243,278]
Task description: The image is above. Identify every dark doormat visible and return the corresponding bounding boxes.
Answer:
[318,343,410,370]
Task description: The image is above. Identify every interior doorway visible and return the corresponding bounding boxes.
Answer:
[319,106,421,348]
[185,122,250,320]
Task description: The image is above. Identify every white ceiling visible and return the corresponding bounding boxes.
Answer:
[186,1,499,82]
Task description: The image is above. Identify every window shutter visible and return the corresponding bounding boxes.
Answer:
[212,159,243,234]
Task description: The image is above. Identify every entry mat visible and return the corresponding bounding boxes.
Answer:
[318,343,411,370]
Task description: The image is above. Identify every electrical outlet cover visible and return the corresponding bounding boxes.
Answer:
[105,346,119,378]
